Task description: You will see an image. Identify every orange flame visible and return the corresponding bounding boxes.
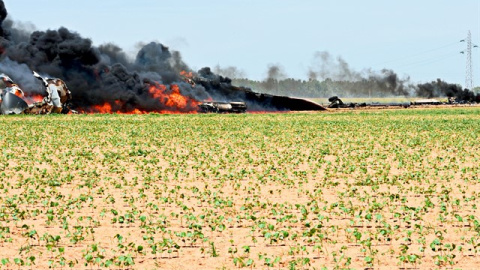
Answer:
[82,82,199,114]
[92,102,113,114]
[180,70,193,78]
[14,90,23,98]
[147,82,199,112]
[23,94,44,104]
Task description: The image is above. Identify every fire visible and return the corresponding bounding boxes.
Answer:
[180,70,193,79]
[82,82,199,114]
[166,86,188,108]
[132,109,145,114]
[148,83,167,100]
[14,89,23,98]
[180,70,196,87]
[83,101,148,114]
[79,70,201,114]
[92,102,113,114]
[23,94,44,104]
[147,82,199,112]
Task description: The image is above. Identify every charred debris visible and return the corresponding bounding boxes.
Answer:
[327,96,410,109]
[198,101,247,113]
[190,68,326,113]
[0,67,327,115]
[326,95,479,110]
[0,72,74,115]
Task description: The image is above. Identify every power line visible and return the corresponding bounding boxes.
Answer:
[374,41,461,67]
[394,51,460,69]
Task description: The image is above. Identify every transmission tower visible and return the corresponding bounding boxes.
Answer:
[464,31,474,89]
[461,31,477,90]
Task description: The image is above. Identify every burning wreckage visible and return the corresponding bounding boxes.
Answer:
[187,69,326,113]
[0,0,324,115]
[1,67,476,115]
[195,94,325,113]
[0,68,326,115]
[0,72,73,115]
[198,101,247,113]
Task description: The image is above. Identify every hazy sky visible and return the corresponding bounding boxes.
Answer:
[4,0,480,86]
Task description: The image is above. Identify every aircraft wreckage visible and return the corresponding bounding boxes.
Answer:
[0,70,326,114]
[183,70,326,113]
[0,72,74,115]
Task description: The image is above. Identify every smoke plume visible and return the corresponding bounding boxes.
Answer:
[0,0,7,38]
[264,64,286,91]
[213,65,246,79]
[0,1,320,113]
[309,51,362,82]
[416,79,480,102]
[0,19,205,113]
[308,51,412,97]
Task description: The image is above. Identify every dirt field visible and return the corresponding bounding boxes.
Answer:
[0,108,480,269]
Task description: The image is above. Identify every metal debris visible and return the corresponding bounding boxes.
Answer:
[198,101,247,113]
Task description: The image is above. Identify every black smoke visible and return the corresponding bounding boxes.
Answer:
[213,65,245,79]
[0,19,205,112]
[0,1,327,112]
[193,67,324,111]
[416,79,480,103]
[305,51,480,102]
[309,51,361,82]
[264,64,286,91]
[308,51,412,97]
[0,0,7,38]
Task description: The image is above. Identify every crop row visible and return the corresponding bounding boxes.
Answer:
[0,109,479,269]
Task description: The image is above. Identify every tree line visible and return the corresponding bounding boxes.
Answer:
[232,78,412,98]
[232,78,480,99]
